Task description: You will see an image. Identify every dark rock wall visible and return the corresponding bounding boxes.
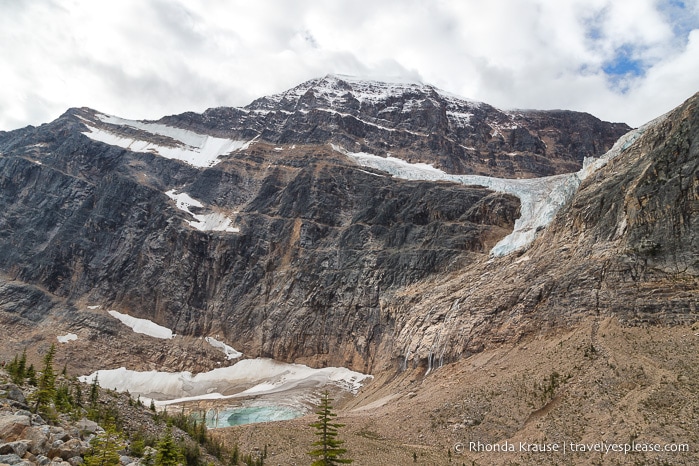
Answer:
[0,78,658,374]
[0,118,519,371]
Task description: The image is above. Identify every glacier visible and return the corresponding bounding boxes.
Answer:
[333,112,663,256]
[79,358,372,407]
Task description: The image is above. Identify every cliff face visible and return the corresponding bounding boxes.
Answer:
[2,75,687,377]
[385,92,699,372]
[167,75,630,178]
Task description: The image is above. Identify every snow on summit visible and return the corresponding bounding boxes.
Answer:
[251,74,482,114]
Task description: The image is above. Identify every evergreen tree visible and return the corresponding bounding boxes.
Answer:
[7,350,27,385]
[75,383,83,407]
[227,444,239,466]
[6,355,19,378]
[155,428,183,466]
[308,391,353,465]
[54,383,72,413]
[84,421,123,466]
[17,349,27,382]
[26,364,37,386]
[90,374,101,408]
[33,344,57,413]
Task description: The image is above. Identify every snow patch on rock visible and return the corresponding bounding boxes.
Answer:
[57,333,78,343]
[81,113,253,168]
[205,337,242,360]
[165,190,239,232]
[108,310,173,339]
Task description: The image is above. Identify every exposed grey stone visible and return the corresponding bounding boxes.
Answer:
[0,442,28,457]
[75,420,98,437]
[0,454,22,465]
[22,426,49,455]
[5,388,24,405]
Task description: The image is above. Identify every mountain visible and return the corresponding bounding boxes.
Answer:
[0,75,634,375]
[1,74,698,464]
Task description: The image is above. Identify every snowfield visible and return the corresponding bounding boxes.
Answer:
[81,113,254,168]
[108,310,174,339]
[79,358,372,407]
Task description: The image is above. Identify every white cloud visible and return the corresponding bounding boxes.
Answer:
[0,0,697,130]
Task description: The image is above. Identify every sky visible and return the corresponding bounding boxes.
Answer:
[1,0,698,131]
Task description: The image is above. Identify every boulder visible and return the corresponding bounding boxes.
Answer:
[0,442,28,457]
[75,419,98,437]
[20,426,49,455]
[5,388,24,405]
[0,453,22,465]
[49,428,70,443]
[49,439,86,461]
[0,415,30,442]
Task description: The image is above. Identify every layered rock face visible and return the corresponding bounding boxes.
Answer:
[0,75,662,375]
[386,92,699,371]
[168,75,630,178]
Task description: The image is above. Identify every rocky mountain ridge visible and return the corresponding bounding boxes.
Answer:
[165,74,631,178]
[0,76,694,382]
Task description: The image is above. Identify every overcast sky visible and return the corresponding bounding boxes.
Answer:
[1,0,698,131]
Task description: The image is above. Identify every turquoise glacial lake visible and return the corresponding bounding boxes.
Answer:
[204,405,305,428]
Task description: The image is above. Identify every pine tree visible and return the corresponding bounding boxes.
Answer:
[33,344,57,414]
[84,421,123,466]
[228,444,239,465]
[155,428,183,466]
[75,383,83,407]
[54,382,74,413]
[90,374,101,407]
[308,391,353,465]
[7,349,27,385]
[17,349,27,382]
[6,355,19,380]
[26,364,38,386]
